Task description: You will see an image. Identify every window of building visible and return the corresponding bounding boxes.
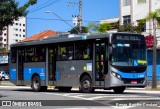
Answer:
[19,23,21,26]
[23,24,25,26]
[58,43,74,61]
[75,41,93,60]
[15,23,18,25]
[19,34,21,37]
[4,39,6,41]
[123,0,131,6]
[20,29,21,31]
[15,39,18,42]
[16,34,18,36]
[4,33,6,36]
[23,35,25,37]
[23,29,25,32]
[123,15,131,24]
[137,0,146,4]
[14,28,18,31]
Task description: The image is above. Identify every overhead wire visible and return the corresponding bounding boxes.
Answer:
[29,0,55,12]
[29,0,62,14]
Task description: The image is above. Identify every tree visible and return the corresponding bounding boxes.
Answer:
[97,23,111,33]
[87,23,98,33]
[69,26,88,34]
[136,19,146,33]
[0,0,37,51]
[145,8,160,89]
[0,0,37,31]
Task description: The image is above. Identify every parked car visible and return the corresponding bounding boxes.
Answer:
[0,71,9,81]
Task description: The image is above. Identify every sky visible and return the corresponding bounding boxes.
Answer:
[16,0,119,37]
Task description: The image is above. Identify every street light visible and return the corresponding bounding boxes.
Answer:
[45,11,79,34]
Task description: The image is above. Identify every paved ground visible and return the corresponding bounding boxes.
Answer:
[0,85,160,109]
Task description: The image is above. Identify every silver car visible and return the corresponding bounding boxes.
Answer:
[0,71,9,81]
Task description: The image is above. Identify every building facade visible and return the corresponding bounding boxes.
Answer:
[120,0,160,45]
[1,17,26,50]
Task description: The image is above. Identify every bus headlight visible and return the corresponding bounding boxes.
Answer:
[111,71,121,79]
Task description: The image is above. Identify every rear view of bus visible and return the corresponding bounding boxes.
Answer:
[109,33,147,93]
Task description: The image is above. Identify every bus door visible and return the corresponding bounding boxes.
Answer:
[95,41,106,86]
[17,48,24,85]
[48,47,56,85]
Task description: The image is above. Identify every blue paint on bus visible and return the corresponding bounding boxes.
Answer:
[56,69,59,80]
[24,68,46,80]
[147,50,160,80]
[117,71,146,79]
[10,68,17,80]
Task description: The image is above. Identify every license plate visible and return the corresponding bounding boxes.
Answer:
[131,81,137,84]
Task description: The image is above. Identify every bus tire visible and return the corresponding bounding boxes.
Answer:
[57,87,72,92]
[32,76,41,92]
[112,86,126,93]
[80,75,94,93]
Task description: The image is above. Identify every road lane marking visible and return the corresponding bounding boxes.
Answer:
[45,92,157,101]
[112,98,160,100]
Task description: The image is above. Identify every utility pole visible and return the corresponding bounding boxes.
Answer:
[79,0,82,32]
[67,0,82,33]
[152,18,157,89]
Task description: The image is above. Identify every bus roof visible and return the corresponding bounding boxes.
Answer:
[10,32,143,47]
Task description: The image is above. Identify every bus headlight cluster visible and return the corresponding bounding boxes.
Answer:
[111,71,121,79]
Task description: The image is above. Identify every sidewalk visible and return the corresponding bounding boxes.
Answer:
[0,81,15,86]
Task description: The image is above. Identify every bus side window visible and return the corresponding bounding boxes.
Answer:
[25,46,34,62]
[75,41,92,60]
[83,51,89,59]
[58,43,73,61]
[35,46,45,62]
[61,52,67,60]
[11,48,17,63]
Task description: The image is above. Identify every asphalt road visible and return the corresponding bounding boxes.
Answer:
[0,86,160,109]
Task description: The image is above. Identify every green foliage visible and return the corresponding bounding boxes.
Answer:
[0,0,37,31]
[117,23,144,33]
[145,8,160,25]
[87,23,98,32]
[69,26,88,34]
[136,19,146,33]
[117,23,136,32]
[97,23,111,33]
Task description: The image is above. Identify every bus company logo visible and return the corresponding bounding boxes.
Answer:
[2,101,11,106]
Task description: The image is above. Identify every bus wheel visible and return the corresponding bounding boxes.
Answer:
[80,75,94,93]
[32,76,41,92]
[112,86,126,93]
[57,87,72,92]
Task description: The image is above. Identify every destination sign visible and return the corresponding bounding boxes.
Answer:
[116,35,142,41]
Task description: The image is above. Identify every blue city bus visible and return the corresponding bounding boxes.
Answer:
[147,48,160,81]
[9,32,147,93]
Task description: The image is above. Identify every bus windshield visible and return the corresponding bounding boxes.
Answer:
[111,43,146,67]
